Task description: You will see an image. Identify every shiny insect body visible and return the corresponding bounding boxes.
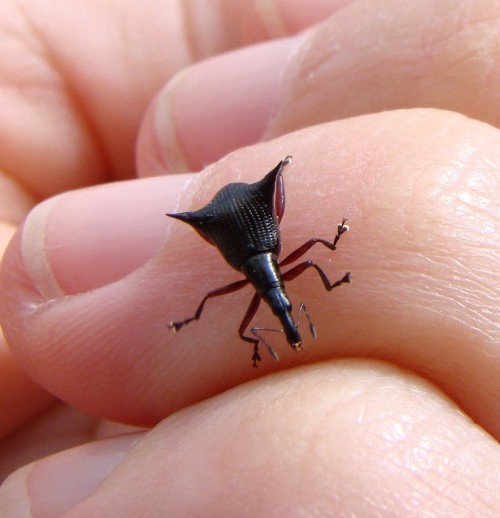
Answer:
[168,156,350,366]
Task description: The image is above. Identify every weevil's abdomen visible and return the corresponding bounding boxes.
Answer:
[168,166,282,270]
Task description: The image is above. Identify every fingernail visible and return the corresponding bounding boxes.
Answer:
[24,434,140,517]
[156,36,302,171]
[21,175,193,298]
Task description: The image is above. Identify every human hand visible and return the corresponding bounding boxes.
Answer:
[0,0,354,509]
[1,0,499,516]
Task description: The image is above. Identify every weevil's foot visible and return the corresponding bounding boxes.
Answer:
[168,321,183,333]
[332,219,349,248]
[252,354,261,367]
[168,316,196,332]
[338,218,349,235]
[331,272,351,289]
[252,344,261,368]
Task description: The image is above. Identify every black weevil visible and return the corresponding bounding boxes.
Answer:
[168,156,350,366]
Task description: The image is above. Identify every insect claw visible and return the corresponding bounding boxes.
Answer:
[338,218,349,235]
[252,344,262,367]
[168,322,178,333]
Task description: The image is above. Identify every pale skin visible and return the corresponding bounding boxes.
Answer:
[0,1,499,516]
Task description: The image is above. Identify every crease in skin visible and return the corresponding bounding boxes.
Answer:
[155,73,193,173]
[21,196,65,301]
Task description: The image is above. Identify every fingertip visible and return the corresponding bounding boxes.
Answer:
[15,176,194,297]
[27,435,141,518]
[0,337,53,438]
[0,434,142,518]
[136,0,358,174]
[151,37,300,172]
[0,464,32,518]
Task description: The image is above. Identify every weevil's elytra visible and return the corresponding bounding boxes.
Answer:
[167,156,351,367]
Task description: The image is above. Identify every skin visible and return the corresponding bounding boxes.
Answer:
[0,0,499,516]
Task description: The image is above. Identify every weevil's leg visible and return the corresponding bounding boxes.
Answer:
[237,292,263,367]
[251,327,282,362]
[279,219,349,268]
[168,278,250,332]
[282,261,351,292]
[296,303,317,339]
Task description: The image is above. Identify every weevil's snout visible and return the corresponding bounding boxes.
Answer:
[264,288,303,351]
[281,311,303,352]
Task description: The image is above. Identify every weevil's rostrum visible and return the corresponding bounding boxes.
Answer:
[168,156,351,367]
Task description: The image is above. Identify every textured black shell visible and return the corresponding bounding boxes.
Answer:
[169,162,283,270]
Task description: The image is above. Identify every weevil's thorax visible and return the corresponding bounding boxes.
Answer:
[181,170,281,270]
[209,182,280,268]
[240,252,282,296]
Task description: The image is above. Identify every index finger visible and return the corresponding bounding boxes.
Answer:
[0,110,498,436]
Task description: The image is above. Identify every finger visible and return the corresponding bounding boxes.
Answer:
[0,174,36,225]
[0,0,351,434]
[0,338,53,440]
[0,402,145,484]
[1,110,498,434]
[0,223,53,439]
[0,0,346,197]
[1,362,499,517]
[148,0,500,171]
[0,404,98,485]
